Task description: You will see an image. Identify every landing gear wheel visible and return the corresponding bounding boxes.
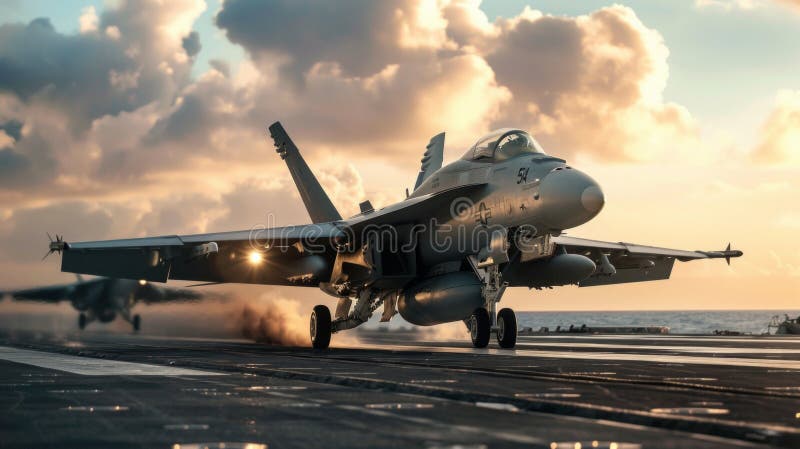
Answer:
[469,308,491,348]
[132,314,141,332]
[496,308,517,349]
[78,313,87,330]
[310,305,332,349]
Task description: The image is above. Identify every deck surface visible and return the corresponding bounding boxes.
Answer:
[1,330,799,448]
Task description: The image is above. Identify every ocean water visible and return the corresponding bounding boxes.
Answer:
[516,310,800,335]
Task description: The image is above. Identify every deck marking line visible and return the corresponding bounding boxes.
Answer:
[353,343,800,370]
[0,346,225,376]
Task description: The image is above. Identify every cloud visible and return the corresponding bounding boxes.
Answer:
[695,0,800,13]
[752,90,800,164]
[777,0,800,10]
[775,212,800,229]
[0,0,700,206]
[216,0,452,83]
[482,6,698,161]
[0,202,114,262]
[0,129,58,188]
[212,1,697,161]
[207,179,310,230]
[694,0,764,11]
[214,0,511,157]
[78,6,99,33]
[0,119,22,141]
[0,0,208,199]
[0,18,142,131]
[0,0,205,134]
[182,31,201,58]
[209,59,230,77]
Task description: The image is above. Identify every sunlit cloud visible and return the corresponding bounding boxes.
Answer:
[752,90,800,164]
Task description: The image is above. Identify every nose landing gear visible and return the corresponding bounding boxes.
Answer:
[467,249,518,349]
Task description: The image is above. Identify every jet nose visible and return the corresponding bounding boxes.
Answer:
[581,185,605,214]
[538,167,604,230]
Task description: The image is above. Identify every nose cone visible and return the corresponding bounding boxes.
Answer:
[581,185,605,214]
[538,168,604,230]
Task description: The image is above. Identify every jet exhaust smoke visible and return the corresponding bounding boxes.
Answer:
[233,297,308,347]
[0,286,318,347]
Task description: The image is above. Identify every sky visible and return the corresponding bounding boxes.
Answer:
[0,0,798,314]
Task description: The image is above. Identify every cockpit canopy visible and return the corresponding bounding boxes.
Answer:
[462,128,546,162]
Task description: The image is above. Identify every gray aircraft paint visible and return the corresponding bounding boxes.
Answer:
[49,123,742,347]
[5,276,204,330]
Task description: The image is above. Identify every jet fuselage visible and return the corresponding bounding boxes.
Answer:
[410,153,604,267]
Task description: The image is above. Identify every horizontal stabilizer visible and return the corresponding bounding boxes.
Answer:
[268,122,342,224]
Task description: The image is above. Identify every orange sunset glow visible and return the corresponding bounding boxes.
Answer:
[0,0,798,314]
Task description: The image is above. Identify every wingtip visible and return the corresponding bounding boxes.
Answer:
[723,243,743,265]
[43,233,69,261]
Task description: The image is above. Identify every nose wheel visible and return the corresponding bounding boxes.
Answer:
[496,308,517,348]
[310,305,332,349]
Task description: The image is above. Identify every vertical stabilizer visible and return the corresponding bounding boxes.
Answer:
[414,132,445,190]
[268,122,343,223]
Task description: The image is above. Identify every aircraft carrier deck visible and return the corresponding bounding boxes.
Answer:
[1,330,799,449]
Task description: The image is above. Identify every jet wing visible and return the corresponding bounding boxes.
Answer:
[9,284,76,303]
[60,223,345,284]
[58,183,487,285]
[552,235,742,287]
[8,277,107,303]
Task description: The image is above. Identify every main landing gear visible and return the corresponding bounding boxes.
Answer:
[119,308,141,332]
[469,308,490,348]
[496,307,517,348]
[469,307,517,349]
[310,305,332,349]
[310,288,392,349]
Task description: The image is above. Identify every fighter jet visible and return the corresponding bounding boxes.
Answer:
[47,123,742,348]
[3,275,205,330]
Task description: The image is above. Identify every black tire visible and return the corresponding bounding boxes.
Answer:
[132,314,141,332]
[469,308,491,348]
[496,308,517,349]
[78,313,87,330]
[310,305,332,349]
